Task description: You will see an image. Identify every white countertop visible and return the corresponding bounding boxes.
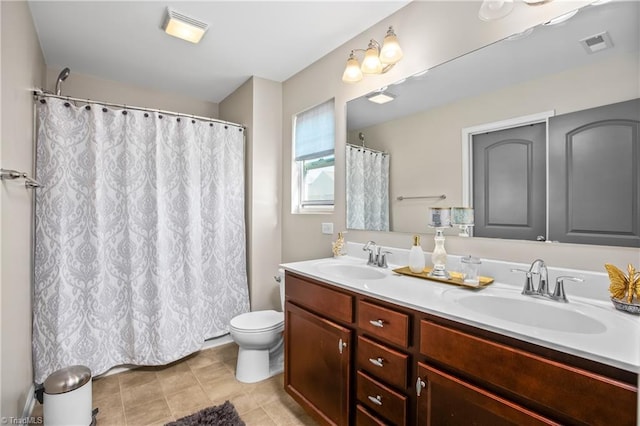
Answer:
[281,245,640,374]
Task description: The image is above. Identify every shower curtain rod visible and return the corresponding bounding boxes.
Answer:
[347,143,387,155]
[33,90,246,130]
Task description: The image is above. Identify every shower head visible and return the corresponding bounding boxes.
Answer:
[55,67,71,96]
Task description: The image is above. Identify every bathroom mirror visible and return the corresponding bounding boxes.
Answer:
[346,0,639,246]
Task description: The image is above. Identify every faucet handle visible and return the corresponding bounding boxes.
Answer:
[378,251,392,268]
[363,240,376,251]
[551,276,584,303]
[511,268,536,295]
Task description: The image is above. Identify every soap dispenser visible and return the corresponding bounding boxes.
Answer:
[409,235,426,273]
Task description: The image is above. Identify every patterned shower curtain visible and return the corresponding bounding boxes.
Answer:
[346,145,390,231]
[32,98,249,383]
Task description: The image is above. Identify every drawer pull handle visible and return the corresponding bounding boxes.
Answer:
[416,377,427,397]
[368,357,384,367]
[368,395,383,406]
[338,338,347,354]
[369,319,385,328]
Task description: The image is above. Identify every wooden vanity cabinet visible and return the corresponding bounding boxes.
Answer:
[284,271,639,426]
[284,273,354,425]
[415,362,558,426]
[419,320,638,426]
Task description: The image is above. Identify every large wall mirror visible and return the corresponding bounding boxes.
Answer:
[346,1,639,247]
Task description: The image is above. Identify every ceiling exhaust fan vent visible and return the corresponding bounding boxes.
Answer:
[165,9,209,32]
[579,31,613,54]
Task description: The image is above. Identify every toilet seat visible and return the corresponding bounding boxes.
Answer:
[230,310,284,333]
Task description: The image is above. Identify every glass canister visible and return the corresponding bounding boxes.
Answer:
[460,255,482,285]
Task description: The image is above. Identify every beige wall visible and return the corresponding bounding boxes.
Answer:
[45,68,219,118]
[1,0,46,418]
[355,53,639,232]
[279,0,640,273]
[219,77,283,311]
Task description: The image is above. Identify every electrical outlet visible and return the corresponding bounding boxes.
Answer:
[321,222,334,235]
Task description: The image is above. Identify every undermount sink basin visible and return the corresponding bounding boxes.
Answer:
[320,263,386,280]
[451,294,607,334]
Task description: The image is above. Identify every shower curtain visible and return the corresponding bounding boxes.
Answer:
[346,145,390,231]
[32,98,249,383]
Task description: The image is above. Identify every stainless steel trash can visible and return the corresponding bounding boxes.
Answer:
[43,365,94,426]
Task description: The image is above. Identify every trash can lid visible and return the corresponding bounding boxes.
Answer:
[44,365,92,395]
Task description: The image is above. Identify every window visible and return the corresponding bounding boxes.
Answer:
[293,99,335,212]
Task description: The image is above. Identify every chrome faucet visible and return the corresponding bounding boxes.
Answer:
[512,259,584,302]
[362,241,392,268]
[551,276,584,302]
[363,241,378,266]
[512,258,548,296]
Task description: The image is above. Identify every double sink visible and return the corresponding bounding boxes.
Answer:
[302,256,639,372]
[321,260,606,334]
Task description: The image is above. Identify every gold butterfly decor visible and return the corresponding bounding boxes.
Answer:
[605,263,640,304]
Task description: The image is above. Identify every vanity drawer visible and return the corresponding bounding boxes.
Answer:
[357,335,408,390]
[358,300,409,348]
[285,272,353,324]
[420,320,638,426]
[357,370,407,426]
[356,404,387,426]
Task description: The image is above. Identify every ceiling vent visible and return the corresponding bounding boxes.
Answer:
[579,31,613,54]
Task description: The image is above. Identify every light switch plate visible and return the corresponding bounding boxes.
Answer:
[321,222,334,235]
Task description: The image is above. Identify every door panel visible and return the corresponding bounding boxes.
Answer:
[285,301,351,425]
[549,98,640,247]
[416,362,558,426]
[473,123,546,240]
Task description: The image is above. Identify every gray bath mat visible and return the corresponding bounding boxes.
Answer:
[165,400,245,426]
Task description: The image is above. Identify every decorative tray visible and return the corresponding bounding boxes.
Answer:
[392,266,494,288]
[610,298,640,315]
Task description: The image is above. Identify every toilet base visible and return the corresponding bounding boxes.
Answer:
[235,337,284,383]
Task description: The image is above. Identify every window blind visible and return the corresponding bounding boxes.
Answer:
[294,99,335,161]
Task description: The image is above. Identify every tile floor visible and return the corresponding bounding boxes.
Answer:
[31,343,317,425]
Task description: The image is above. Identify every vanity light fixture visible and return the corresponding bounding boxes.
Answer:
[479,0,555,21]
[478,0,514,21]
[162,8,209,44]
[366,91,396,105]
[342,26,403,83]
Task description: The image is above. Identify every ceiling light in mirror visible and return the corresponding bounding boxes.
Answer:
[367,92,396,104]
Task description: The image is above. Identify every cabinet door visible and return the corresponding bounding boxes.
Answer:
[285,301,351,425]
[416,362,559,426]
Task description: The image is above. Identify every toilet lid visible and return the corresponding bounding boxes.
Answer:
[230,310,284,332]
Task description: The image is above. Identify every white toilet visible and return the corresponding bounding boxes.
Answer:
[229,270,285,383]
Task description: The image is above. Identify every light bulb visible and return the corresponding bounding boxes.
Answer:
[380,27,403,64]
[478,0,514,21]
[342,53,363,83]
[361,43,382,74]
